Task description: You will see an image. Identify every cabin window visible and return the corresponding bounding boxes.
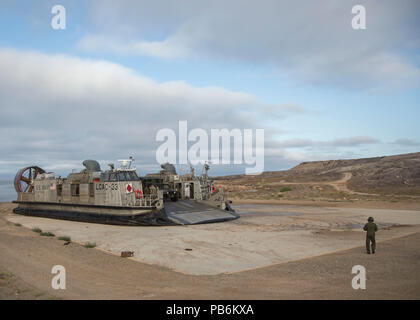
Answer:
[129,172,138,180]
[118,172,127,181]
[100,171,138,182]
[71,184,80,196]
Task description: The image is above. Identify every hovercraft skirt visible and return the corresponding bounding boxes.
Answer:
[12,200,238,226]
[12,201,172,226]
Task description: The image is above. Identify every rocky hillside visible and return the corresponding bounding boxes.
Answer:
[289,152,420,195]
[215,152,420,197]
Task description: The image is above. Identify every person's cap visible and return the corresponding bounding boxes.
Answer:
[368,217,374,222]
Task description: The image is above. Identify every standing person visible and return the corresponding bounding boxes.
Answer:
[363,217,378,254]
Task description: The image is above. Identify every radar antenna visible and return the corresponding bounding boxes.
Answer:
[189,162,195,177]
[203,161,210,180]
[117,156,136,171]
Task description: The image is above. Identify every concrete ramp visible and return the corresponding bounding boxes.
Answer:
[164,200,239,225]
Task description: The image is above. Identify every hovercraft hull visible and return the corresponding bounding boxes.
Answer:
[13,201,171,226]
[12,200,239,226]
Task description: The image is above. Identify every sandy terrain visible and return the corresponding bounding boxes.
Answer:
[1,201,420,299]
[4,203,420,275]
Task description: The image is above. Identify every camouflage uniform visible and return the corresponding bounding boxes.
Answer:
[363,218,378,254]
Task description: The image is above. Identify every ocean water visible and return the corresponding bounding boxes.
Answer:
[0,180,16,202]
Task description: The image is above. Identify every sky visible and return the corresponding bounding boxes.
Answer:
[0,0,419,184]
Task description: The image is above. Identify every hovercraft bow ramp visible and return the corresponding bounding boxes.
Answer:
[164,200,239,225]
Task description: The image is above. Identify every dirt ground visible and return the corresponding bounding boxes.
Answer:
[0,201,419,299]
[232,198,420,210]
[4,202,420,275]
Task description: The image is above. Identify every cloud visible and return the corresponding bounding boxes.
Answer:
[0,48,305,175]
[328,136,380,147]
[275,139,314,148]
[0,47,412,179]
[391,138,420,146]
[79,0,420,90]
[77,34,189,59]
[275,136,380,149]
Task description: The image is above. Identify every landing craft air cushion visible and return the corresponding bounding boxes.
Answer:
[13,158,238,225]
